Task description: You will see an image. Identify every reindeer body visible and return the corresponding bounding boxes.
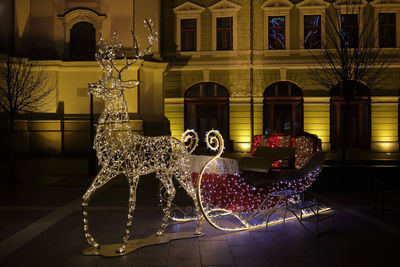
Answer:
[82,26,202,254]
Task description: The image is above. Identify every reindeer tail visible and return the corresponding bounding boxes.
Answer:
[181,129,199,154]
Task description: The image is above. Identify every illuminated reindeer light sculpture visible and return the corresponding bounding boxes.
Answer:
[82,20,202,255]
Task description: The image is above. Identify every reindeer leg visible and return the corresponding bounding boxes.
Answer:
[117,175,139,253]
[175,170,203,235]
[82,168,116,249]
[156,171,176,236]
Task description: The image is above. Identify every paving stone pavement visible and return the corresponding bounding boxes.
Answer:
[0,158,399,266]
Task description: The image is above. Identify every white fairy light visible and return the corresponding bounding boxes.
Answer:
[82,20,202,254]
[162,130,327,231]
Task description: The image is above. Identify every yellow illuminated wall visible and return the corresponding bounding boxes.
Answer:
[303,97,330,151]
[254,98,264,136]
[230,98,252,152]
[371,97,399,152]
[164,98,184,139]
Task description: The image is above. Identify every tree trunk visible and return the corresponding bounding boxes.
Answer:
[340,85,351,161]
[340,101,349,161]
[8,114,16,183]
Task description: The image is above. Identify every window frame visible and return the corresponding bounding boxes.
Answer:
[180,18,198,52]
[209,0,241,53]
[378,13,396,48]
[371,0,400,48]
[173,1,205,53]
[297,0,329,50]
[267,16,287,50]
[216,17,234,51]
[262,0,293,55]
[340,13,360,49]
[334,0,367,49]
[58,8,105,60]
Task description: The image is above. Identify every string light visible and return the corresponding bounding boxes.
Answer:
[81,20,202,254]
[163,131,326,231]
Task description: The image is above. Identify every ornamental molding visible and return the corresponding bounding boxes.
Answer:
[334,0,368,7]
[58,9,106,31]
[173,1,205,15]
[209,0,241,14]
[297,0,330,9]
[261,0,294,9]
[58,8,106,59]
[371,0,400,8]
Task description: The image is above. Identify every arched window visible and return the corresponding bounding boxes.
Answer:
[58,8,105,60]
[185,82,230,151]
[263,81,304,135]
[70,22,96,60]
[330,81,371,150]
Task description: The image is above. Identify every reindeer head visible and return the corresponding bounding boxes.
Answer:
[89,19,157,101]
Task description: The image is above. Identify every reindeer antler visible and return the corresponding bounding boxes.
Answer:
[95,19,158,79]
[131,19,158,59]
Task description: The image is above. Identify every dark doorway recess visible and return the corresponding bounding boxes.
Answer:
[70,21,96,61]
[330,80,371,150]
[184,82,231,152]
[263,81,304,136]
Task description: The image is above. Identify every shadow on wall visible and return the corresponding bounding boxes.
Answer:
[0,115,92,159]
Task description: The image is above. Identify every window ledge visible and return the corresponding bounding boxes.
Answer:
[298,49,323,56]
[165,50,238,58]
[263,50,291,56]
[211,50,238,57]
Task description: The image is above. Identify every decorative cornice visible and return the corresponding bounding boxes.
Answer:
[297,0,330,8]
[209,0,241,13]
[58,8,106,29]
[173,1,205,15]
[261,0,294,9]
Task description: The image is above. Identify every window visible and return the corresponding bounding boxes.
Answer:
[304,15,321,49]
[263,82,304,135]
[185,82,230,152]
[379,13,396,47]
[57,8,105,60]
[297,0,329,50]
[210,0,241,52]
[181,19,197,51]
[330,81,371,150]
[262,0,293,53]
[173,1,205,52]
[268,16,285,50]
[217,17,233,50]
[70,22,96,60]
[371,0,400,48]
[340,14,359,48]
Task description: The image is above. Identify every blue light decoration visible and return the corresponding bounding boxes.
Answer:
[340,14,359,49]
[268,16,285,50]
[340,15,349,48]
[304,15,321,49]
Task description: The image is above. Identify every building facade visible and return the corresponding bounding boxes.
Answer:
[1,0,399,157]
[162,0,400,153]
[0,0,168,157]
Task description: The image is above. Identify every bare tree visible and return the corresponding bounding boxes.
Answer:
[0,54,55,182]
[308,0,396,159]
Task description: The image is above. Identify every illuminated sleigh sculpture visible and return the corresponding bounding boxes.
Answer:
[160,131,327,231]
